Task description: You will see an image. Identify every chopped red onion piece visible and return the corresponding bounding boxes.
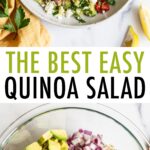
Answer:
[84,130,92,136]
[79,129,84,133]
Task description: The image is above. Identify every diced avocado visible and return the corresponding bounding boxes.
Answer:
[42,141,49,150]
[83,3,97,17]
[89,3,97,16]
[64,0,71,9]
[54,139,59,143]
[48,140,61,150]
[25,142,42,150]
[38,131,53,145]
[61,141,68,150]
[51,130,68,141]
[72,0,80,7]
[83,9,97,17]
[59,6,65,15]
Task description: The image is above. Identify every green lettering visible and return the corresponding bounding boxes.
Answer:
[72,51,80,74]
[31,51,39,73]
[82,51,91,73]
[123,51,132,74]
[134,51,144,73]
[6,51,15,73]
[61,51,69,73]
[100,51,108,73]
[110,52,121,73]
[49,52,58,73]
[17,52,28,73]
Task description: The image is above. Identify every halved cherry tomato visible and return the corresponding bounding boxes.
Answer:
[100,0,105,2]
[101,2,110,11]
[95,1,110,13]
[95,2,102,13]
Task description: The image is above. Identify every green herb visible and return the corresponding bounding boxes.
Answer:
[83,9,96,17]
[79,0,90,8]
[106,0,116,5]
[15,6,30,29]
[52,6,59,16]
[73,13,85,23]
[70,3,77,11]
[0,7,8,17]
[0,0,30,39]
[3,23,16,32]
[0,0,8,15]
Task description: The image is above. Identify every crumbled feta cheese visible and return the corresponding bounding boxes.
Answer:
[45,2,55,15]
[83,6,89,10]
[66,9,73,18]
[91,0,97,4]
[56,15,63,20]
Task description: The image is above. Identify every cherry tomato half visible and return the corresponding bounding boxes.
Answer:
[101,2,110,11]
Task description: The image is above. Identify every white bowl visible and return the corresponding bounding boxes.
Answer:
[21,0,132,27]
[0,104,149,150]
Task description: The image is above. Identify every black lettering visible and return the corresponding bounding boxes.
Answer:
[67,77,78,98]
[40,77,51,98]
[111,77,119,99]
[54,77,65,99]
[5,77,17,100]
[121,77,132,98]
[20,77,30,99]
[98,77,109,99]
[135,77,145,98]
[87,77,96,99]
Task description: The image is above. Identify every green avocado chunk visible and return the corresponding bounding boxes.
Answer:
[64,0,71,9]
[38,131,53,145]
[51,130,68,141]
[48,140,61,150]
[61,141,69,150]
[25,142,42,150]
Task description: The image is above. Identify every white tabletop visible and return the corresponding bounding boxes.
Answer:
[42,0,150,47]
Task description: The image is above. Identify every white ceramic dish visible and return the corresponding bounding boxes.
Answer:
[21,0,132,27]
[0,104,149,150]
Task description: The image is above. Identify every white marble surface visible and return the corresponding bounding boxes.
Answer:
[41,0,150,47]
[0,104,150,143]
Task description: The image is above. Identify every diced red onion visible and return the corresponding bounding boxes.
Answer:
[79,129,84,133]
[68,129,105,150]
[84,130,92,136]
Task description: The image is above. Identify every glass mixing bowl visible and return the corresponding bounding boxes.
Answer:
[0,104,149,150]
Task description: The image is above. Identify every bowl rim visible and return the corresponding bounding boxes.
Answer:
[0,104,149,150]
[21,0,133,28]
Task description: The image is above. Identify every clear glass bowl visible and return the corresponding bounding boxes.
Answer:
[0,104,149,150]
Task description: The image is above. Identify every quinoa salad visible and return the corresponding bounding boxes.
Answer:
[35,0,116,23]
